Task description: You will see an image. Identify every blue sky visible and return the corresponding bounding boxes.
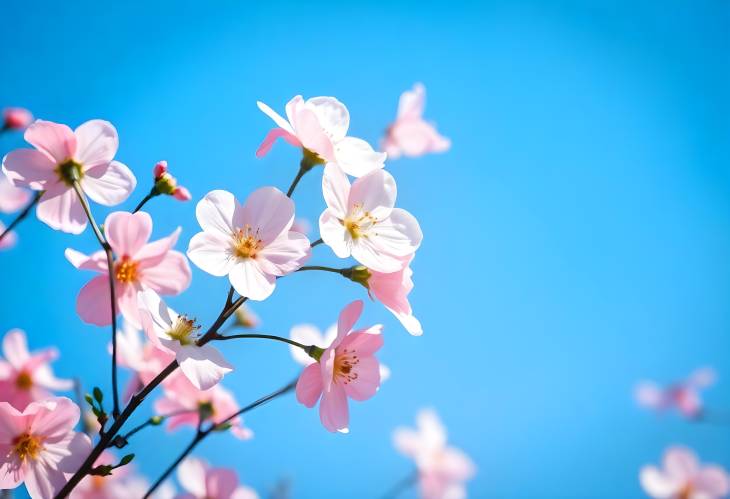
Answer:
[1,1,729,497]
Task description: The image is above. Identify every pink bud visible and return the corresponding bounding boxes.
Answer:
[173,186,192,201]
[153,161,168,179]
[3,108,33,130]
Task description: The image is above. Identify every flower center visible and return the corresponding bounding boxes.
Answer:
[15,371,33,390]
[114,256,139,284]
[301,148,326,170]
[12,433,43,461]
[92,475,106,490]
[333,348,359,384]
[678,484,693,499]
[167,315,199,346]
[342,204,377,240]
[55,159,84,186]
[232,226,263,259]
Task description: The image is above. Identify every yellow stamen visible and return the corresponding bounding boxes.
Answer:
[15,371,32,390]
[115,256,139,284]
[167,316,199,346]
[342,203,377,240]
[13,433,43,461]
[232,225,263,259]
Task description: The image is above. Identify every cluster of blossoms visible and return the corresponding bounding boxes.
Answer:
[0,86,473,499]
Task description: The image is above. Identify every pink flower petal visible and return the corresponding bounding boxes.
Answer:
[342,356,380,401]
[24,120,76,164]
[318,210,350,258]
[349,168,396,221]
[134,227,181,268]
[256,231,310,276]
[333,136,386,177]
[73,120,119,169]
[76,275,112,325]
[319,383,349,433]
[177,344,233,391]
[139,251,191,295]
[240,187,294,245]
[81,160,136,206]
[322,163,350,219]
[2,149,58,190]
[664,447,699,481]
[206,468,239,498]
[336,300,363,345]
[195,190,238,239]
[36,183,87,234]
[64,248,107,273]
[105,211,152,257]
[291,107,335,161]
[0,171,32,210]
[228,259,276,301]
[306,96,349,142]
[296,363,323,408]
[256,101,295,134]
[28,398,80,440]
[187,231,236,277]
[2,329,30,368]
[339,327,384,356]
[255,128,302,158]
[397,83,426,120]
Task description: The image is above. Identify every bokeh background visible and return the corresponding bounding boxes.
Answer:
[1,1,729,497]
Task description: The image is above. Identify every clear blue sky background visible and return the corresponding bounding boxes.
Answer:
[1,1,729,498]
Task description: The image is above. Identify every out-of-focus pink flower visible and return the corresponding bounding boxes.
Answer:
[319,164,422,273]
[635,367,716,419]
[187,188,310,301]
[71,450,148,499]
[0,172,30,213]
[175,457,258,499]
[153,161,191,202]
[295,300,383,433]
[2,120,136,234]
[0,397,92,499]
[0,329,73,410]
[116,319,175,400]
[640,446,730,499]
[291,218,311,236]
[2,108,33,131]
[233,305,260,329]
[381,83,450,159]
[394,409,476,499]
[66,211,191,328]
[0,222,17,250]
[155,372,252,440]
[138,289,232,390]
[256,96,386,177]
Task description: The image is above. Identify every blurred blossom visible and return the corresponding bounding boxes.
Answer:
[635,367,716,419]
[233,305,260,329]
[2,107,33,131]
[381,83,450,159]
[394,409,476,499]
[0,329,73,410]
[0,171,31,213]
[256,95,385,177]
[71,450,149,499]
[0,222,17,250]
[2,119,136,234]
[640,446,730,499]
[175,457,258,499]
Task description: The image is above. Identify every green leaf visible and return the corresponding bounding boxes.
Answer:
[93,387,104,403]
[84,394,94,407]
[119,454,135,466]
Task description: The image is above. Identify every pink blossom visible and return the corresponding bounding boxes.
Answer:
[319,164,422,272]
[233,305,260,329]
[295,300,383,433]
[153,160,191,202]
[635,367,716,419]
[0,172,30,213]
[187,188,310,301]
[2,108,33,131]
[2,120,136,234]
[394,409,476,499]
[66,211,191,328]
[256,96,386,177]
[155,372,252,440]
[0,222,17,250]
[138,289,232,390]
[175,457,258,499]
[640,446,730,499]
[0,329,73,410]
[381,83,450,159]
[0,397,92,499]
[71,450,149,499]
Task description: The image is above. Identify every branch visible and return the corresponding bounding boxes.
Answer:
[0,191,42,243]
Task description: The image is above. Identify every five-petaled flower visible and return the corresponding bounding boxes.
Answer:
[256,95,386,177]
[187,188,310,301]
[295,300,383,433]
[66,210,191,328]
[640,446,730,499]
[0,397,92,499]
[320,164,422,273]
[635,367,716,420]
[0,329,73,411]
[2,120,136,234]
[175,457,258,499]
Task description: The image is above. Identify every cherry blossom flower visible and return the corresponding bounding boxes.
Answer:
[0,397,92,499]
[187,188,310,301]
[138,289,232,390]
[0,222,17,250]
[381,83,450,159]
[256,95,386,177]
[0,172,30,213]
[394,409,476,499]
[175,457,258,499]
[155,372,252,440]
[2,120,136,234]
[319,164,422,272]
[153,160,192,202]
[66,211,191,328]
[233,305,260,329]
[0,329,73,410]
[295,300,383,433]
[2,108,33,131]
[635,367,716,419]
[640,446,730,499]
[71,450,149,499]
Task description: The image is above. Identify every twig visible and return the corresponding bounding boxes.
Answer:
[0,191,42,243]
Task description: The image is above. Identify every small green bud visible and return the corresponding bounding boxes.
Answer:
[213,422,232,432]
[84,393,94,407]
[119,454,135,466]
[150,415,164,425]
[91,464,114,476]
[306,345,325,362]
[93,387,103,404]
[343,265,371,289]
[198,401,214,421]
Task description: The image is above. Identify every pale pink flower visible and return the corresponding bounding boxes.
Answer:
[381,83,450,159]
[155,372,252,440]
[71,450,149,499]
[295,300,383,433]
[0,222,17,250]
[319,164,422,272]
[394,409,476,499]
[0,397,92,499]
[175,457,258,499]
[187,188,310,301]
[138,289,232,390]
[640,446,730,499]
[153,161,192,202]
[0,329,73,410]
[256,96,386,177]
[635,367,716,419]
[0,172,30,213]
[2,120,136,234]
[2,108,33,131]
[66,211,191,328]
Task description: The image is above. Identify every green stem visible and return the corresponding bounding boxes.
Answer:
[132,187,158,213]
[215,333,308,350]
[297,265,346,274]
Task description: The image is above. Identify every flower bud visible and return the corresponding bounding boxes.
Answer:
[343,265,372,289]
[234,305,260,329]
[173,186,192,201]
[153,160,168,179]
[154,172,178,195]
[2,107,33,131]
